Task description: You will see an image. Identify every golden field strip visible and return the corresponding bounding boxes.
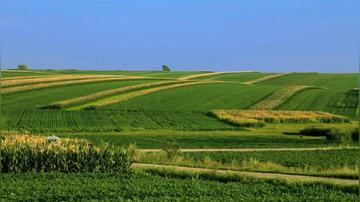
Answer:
[210,110,350,127]
[2,74,120,87]
[1,69,55,75]
[1,131,87,149]
[51,80,186,108]
[1,75,48,81]
[177,72,224,80]
[250,86,312,110]
[243,73,289,85]
[2,76,146,94]
[69,81,213,110]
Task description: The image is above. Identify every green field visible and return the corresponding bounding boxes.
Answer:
[1,70,358,201]
[1,171,357,201]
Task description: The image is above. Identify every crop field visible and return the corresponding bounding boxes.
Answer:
[0,70,358,200]
[103,82,280,111]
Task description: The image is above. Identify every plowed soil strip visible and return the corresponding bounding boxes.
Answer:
[132,163,358,185]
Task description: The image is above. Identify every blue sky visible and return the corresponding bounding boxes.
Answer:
[1,0,359,72]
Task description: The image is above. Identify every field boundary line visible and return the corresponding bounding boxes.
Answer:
[138,146,358,153]
[132,163,359,185]
[243,73,290,85]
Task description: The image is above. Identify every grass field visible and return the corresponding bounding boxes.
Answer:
[1,70,358,201]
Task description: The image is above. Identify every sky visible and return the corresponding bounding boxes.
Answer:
[1,0,359,72]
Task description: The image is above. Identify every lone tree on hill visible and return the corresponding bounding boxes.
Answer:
[17,64,29,70]
[162,65,171,72]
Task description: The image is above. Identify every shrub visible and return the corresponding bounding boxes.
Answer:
[162,65,171,72]
[84,106,98,110]
[351,128,359,142]
[41,104,63,110]
[17,64,29,70]
[325,129,353,143]
[299,127,332,137]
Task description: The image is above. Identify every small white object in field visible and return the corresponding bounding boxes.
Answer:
[47,136,60,142]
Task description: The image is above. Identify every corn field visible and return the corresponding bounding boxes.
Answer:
[0,132,131,173]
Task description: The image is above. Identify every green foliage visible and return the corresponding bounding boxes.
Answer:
[325,129,353,143]
[2,109,236,132]
[17,64,29,70]
[0,171,357,201]
[162,65,171,71]
[58,130,333,149]
[351,128,359,141]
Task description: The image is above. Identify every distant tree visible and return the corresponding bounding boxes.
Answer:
[162,65,171,72]
[17,64,29,70]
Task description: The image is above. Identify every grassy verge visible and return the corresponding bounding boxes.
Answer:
[129,148,358,179]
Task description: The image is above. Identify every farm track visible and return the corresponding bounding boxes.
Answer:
[132,163,359,185]
[243,73,290,85]
[69,81,215,109]
[138,146,358,153]
[2,76,147,94]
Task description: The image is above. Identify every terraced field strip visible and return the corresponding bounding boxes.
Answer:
[243,73,290,85]
[132,163,358,185]
[138,146,358,153]
[250,85,314,109]
[1,75,49,81]
[2,76,146,94]
[69,81,213,110]
[177,72,224,80]
[53,80,186,108]
[1,69,56,75]
[2,74,121,87]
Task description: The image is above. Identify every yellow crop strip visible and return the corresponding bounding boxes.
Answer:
[51,80,184,108]
[2,76,145,94]
[243,73,290,85]
[250,86,312,110]
[2,74,119,87]
[177,72,224,80]
[210,110,350,127]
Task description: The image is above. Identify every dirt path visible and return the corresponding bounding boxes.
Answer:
[132,163,359,186]
[138,146,357,153]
